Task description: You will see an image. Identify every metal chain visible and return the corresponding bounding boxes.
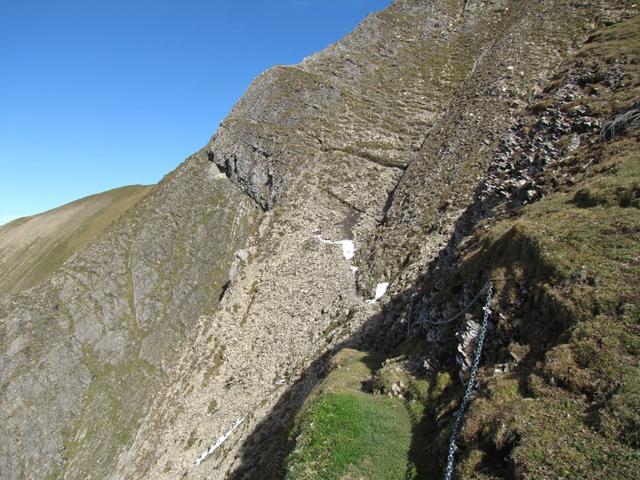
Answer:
[410,282,490,329]
[406,299,414,336]
[443,281,493,480]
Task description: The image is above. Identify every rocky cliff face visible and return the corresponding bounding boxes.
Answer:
[0,1,637,479]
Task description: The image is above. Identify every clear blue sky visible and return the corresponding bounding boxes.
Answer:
[0,0,391,225]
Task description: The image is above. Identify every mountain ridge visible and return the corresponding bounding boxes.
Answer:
[0,185,153,296]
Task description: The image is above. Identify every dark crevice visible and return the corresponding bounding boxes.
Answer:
[322,146,407,170]
[324,189,371,217]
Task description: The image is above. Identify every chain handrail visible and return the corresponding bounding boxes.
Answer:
[443,281,493,480]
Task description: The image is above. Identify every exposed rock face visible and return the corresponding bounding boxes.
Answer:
[0,1,637,479]
[208,0,459,210]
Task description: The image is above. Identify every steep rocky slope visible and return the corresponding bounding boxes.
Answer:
[0,155,258,479]
[0,185,152,296]
[1,1,638,479]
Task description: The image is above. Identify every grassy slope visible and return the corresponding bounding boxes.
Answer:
[0,184,153,295]
[450,140,640,479]
[450,17,640,479]
[55,152,260,480]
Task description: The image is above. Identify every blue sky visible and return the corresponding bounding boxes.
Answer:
[0,0,391,225]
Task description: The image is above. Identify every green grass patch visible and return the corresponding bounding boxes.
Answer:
[286,392,414,480]
[285,349,433,479]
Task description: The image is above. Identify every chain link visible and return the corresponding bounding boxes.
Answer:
[443,281,493,480]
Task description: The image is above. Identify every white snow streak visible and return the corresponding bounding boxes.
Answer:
[366,282,390,304]
[194,417,245,467]
[315,235,355,260]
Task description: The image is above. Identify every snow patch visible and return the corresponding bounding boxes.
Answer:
[350,266,359,274]
[315,235,355,260]
[366,282,390,304]
[339,240,355,260]
[194,417,245,467]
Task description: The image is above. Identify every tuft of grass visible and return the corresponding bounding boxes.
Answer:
[600,105,640,141]
[202,344,226,387]
[207,399,219,415]
[185,429,198,450]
